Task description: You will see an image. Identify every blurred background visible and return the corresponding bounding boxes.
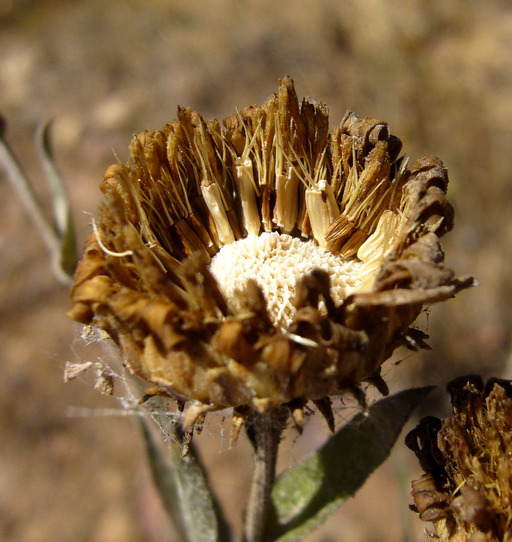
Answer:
[1,1,511,540]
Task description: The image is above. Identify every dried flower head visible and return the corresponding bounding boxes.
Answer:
[407,376,512,541]
[68,76,473,432]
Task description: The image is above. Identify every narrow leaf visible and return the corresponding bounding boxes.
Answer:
[269,386,434,542]
[140,415,231,542]
[0,119,77,284]
[37,122,77,279]
[0,123,58,256]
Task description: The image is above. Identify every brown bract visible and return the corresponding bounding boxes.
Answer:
[68,76,474,430]
[407,376,512,541]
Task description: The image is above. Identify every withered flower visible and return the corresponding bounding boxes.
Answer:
[68,76,473,433]
[407,376,512,541]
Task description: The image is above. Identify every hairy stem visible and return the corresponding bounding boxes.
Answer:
[243,408,288,542]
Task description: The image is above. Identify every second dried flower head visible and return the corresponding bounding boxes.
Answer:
[68,76,474,431]
[407,376,512,541]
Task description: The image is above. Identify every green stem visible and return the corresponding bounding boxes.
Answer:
[243,409,287,542]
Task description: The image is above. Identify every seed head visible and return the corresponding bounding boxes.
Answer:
[68,76,474,432]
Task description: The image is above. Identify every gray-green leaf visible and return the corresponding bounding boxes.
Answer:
[268,386,434,542]
[140,415,231,542]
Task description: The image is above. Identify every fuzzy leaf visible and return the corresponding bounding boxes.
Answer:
[140,416,231,542]
[268,386,434,542]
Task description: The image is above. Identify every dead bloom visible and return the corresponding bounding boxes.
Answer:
[407,376,512,541]
[68,76,473,431]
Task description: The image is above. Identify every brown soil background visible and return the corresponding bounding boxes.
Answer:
[1,1,511,541]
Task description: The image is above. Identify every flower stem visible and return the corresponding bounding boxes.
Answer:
[243,408,288,542]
